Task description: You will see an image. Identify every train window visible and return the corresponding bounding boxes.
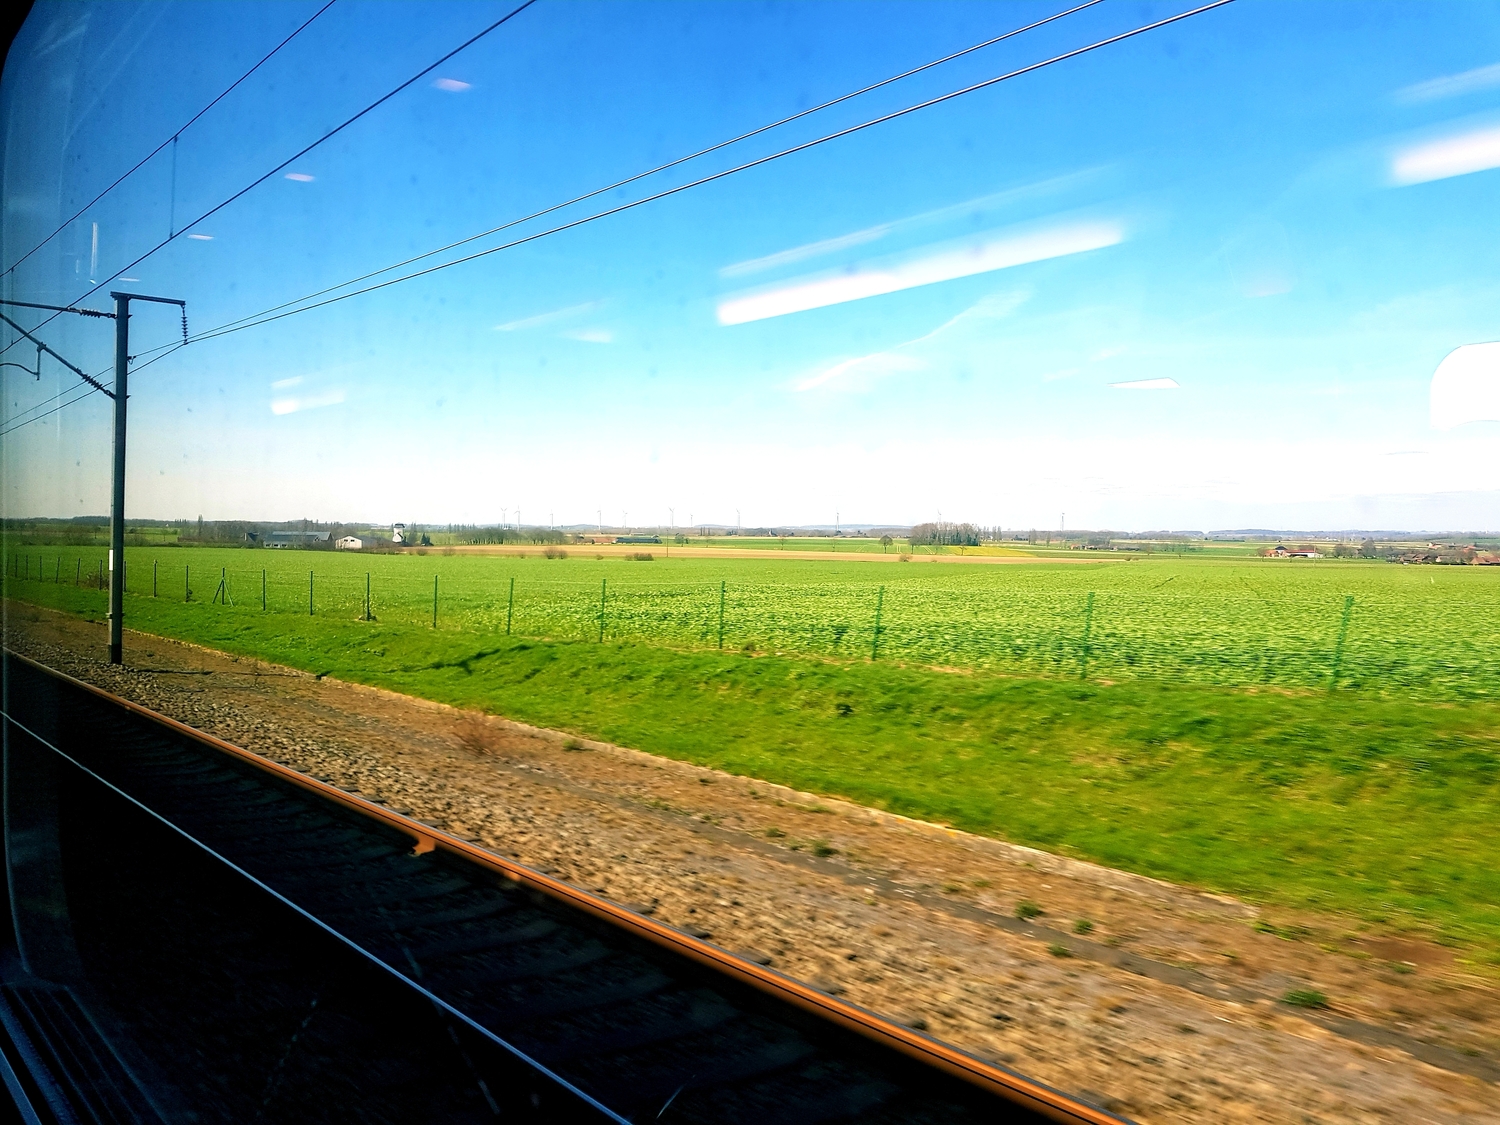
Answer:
[5,3,1500,1122]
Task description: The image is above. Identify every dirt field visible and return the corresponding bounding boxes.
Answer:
[7,601,1498,1124]
[441,542,1113,564]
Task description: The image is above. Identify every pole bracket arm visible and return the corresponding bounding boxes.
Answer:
[0,311,113,398]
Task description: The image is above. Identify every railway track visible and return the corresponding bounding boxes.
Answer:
[1,651,1122,1125]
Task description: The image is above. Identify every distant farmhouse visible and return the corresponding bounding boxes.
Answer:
[335,536,363,550]
[265,531,330,549]
[1268,544,1321,558]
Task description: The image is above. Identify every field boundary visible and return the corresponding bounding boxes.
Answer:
[439,543,1118,564]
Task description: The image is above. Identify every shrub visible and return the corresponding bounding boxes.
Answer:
[1281,989,1328,1009]
[1073,919,1094,934]
[1015,900,1043,920]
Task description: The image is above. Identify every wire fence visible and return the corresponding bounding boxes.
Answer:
[6,548,1499,700]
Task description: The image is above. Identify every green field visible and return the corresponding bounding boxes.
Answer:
[8,544,1500,967]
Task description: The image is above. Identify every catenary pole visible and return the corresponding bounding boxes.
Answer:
[106,291,186,663]
[108,295,129,661]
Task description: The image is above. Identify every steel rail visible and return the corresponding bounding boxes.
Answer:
[6,650,1125,1125]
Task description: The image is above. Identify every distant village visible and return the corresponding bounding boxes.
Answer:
[1256,541,1500,565]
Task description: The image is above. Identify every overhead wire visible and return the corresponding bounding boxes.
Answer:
[0,383,108,440]
[2,0,538,358]
[174,0,1237,351]
[7,0,1236,435]
[188,0,1110,341]
[1,0,339,278]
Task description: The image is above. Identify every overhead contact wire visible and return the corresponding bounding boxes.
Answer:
[192,0,1109,339]
[181,0,1237,348]
[0,384,108,439]
[1,0,339,279]
[9,0,538,354]
[11,0,1235,432]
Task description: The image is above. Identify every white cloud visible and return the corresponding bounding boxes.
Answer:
[494,301,600,332]
[796,289,1029,393]
[1109,378,1179,390]
[1430,341,1500,428]
[719,221,1122,326]
[721,225,892,278]
[1391,125,1500,185]
[719,169,1107,280]
[186,233,213,241]
[563,328,613,344]
[271,389,345,415]
[1396,62,1500,104]
[431,78,471,92]
[284,172,315,183]
[270,376,302,390]
[797,352,926,392]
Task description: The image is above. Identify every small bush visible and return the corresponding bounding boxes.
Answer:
[811,839,837,857]
[561,737,586,752]
[625,552,653,561]
[544,546,568,559]
[1015,900,1043,920]
[1073,919,1094,935]
[1048,943,1072,958]
[1281,989,1328,1009]
[835,702,854,717]
[764,826,784,838]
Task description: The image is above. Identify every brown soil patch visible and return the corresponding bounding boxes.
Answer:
[439,543,1114,565]
[6,601,1499,1124]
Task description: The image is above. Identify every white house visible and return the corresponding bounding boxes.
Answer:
[335,536,363,550]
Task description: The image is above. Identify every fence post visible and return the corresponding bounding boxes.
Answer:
[432,574,438,629]
[309,570,314,616]
[1079,591,1095,680]
[598,578,607,642]
[55,556,60,584]
[76,558,81,586]
[153,559,158,597]
[1329,594,1355,692]
[185,565,190,602]
[871,586,885,660]
[718,580,726,649]
[506,576,514,635]
[262,569,267,612]
[365,572,371,621]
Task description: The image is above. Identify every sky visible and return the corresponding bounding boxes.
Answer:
[4,0,1500,532]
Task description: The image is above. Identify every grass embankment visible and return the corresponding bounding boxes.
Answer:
[8,564,1500,968]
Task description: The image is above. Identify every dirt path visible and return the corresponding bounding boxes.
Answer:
[6,602,1497,1124]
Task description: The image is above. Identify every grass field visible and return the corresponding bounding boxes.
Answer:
[7,544,1500,966]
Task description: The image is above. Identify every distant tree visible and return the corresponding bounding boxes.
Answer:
[910,521,980,548]
[880,534,893,553]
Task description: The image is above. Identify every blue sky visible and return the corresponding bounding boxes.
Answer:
[5,0,1500,531]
